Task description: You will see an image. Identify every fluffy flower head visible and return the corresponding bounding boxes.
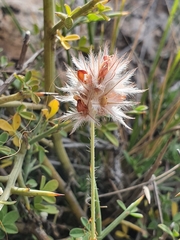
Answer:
[57,45,144,132]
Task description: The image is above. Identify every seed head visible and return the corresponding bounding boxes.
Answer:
[57,45,144,133]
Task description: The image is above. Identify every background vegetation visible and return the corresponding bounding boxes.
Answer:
[0,0,180,239]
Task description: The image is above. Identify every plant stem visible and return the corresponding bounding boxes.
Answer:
[84,0,94,45]
[0,176,8,182]
[11,187,62,197]
[43,0,55,96]
[110,0,125,54]
[52,132,75,177]
[90,120,96,240]
[0,92,28,105]
[29,124,59,145]
[99,196,144,240]
[0,101,45,109]
[95,181,102,236]
[43,0,78,213]
[18,172,30,210]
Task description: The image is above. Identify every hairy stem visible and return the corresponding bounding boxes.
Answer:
[90,120,96,239]
[95,181,102,236]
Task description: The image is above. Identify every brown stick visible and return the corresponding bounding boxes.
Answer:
[16,31,31,70]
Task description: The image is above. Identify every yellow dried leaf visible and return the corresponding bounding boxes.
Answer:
[115,230,129,239]
[0,119,14,133]
[121,220,147,235]
[122,223,128,234]
[0,159,12,168]
[12,113,21,131]
[13,136,21,147]
[171,201,178,217]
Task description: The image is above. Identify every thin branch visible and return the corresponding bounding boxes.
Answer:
[16,31,31,70]
[0,101,45,109]
[144,138,171,182]
[93,164,180,199]
[152,175,163,223]
[17,222,50,240]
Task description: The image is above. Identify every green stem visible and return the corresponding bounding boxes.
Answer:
[0,176,8,182]
[52,132,75,177]
[0,141,27,210]
[11,187,61,197]
[43,0,55,96]
[17,173,30,210]
[29,124,59,145]
[110,0,125,54]
[84,0,94,45]
[99,196,144,240]
[0,101,45,109]
[0,92,27,105]
[99,210,129,240]
[90,120,96,239]
[23,146,34,182]
[43,0,76,185]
